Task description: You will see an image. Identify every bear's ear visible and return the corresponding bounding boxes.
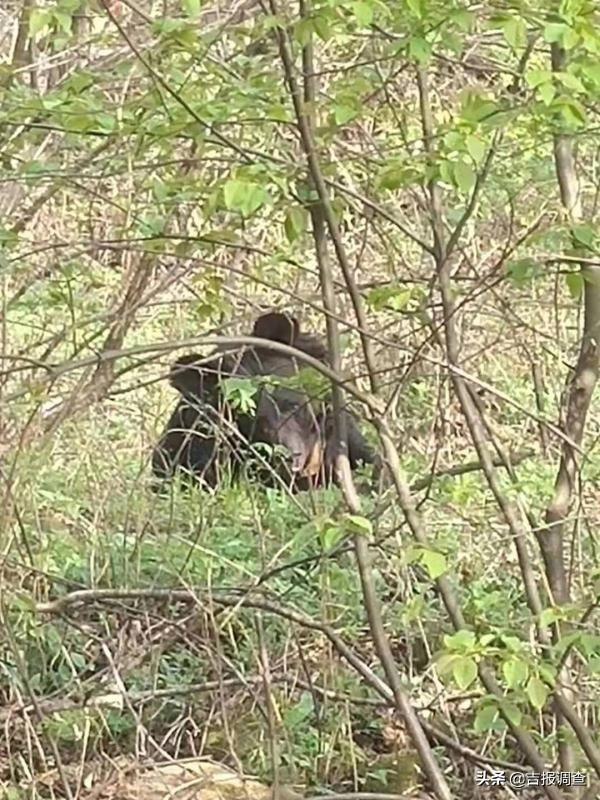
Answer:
[252,312,299,345]
[169,354,219,397]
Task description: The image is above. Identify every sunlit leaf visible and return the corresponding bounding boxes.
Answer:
[538,82,556,106]
[572,223,596,249]
[474,704,501,732]
[502,658,528,689]
[566,272,583,300]
[499,700,522,726]
[181,0,202,15]
[503,17,526,50]
[284,207,307,243]
[543,23,567,43]
[334,104,357,125]
[466,135,486,165]
[408,37,431,64]
[505,258,540,286]
[453,656,478,689]
[444,629,476,651]
[352,0,374,27]
[420,549,447,579]
[526,69,552,88]
[453,160,476,193]
[526,676,548,710]
[345,515,373,536]
[29,8,52,36]
[313,14,332,41]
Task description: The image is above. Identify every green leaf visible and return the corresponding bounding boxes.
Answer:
[553,630,580,658]
[284,207,307,243]
[563,27,580,50]
[466,135,486,165]
[321,521,344,550]
[503,17,526,50]
[345,515,373,536]
[445,32,465,54]
[21,160,50,175]
[69,114,96,132]
[96,113,117,133]
[334,104,357,125]
[352,0,374,27]
[0,227,18,247]
[505,258,539,286]
[283,366,329,400]
[152,178,169,202]
[173,25,198,48]
[223,179,246,211]
[293,18,313,46]
[408,36,431,64]
[559,98,587,127]
[284,692,313,725]
[222,377,258,413]
[13,592,37,612]
[29,8,52,36]
[453,160,476,193]
[582,63,600,86]
[537,82,556,106]
[444,131,463,151]
[556,72,585,93]
[526,676,548,710]
[499,700,522,726]
[566,272,583,300]
[502,658,529,689]
[452,656,478,689]
[500,635,523,653]
[588,657,600,674]
[459,90,497,124]
[268,104,290,122]
[262,14,285,30]
[450,8,473,31]
[153,17,184,35]
[444,629,476,651]
[434,653,459,677]
[406,0,424,18]
[223,179,267,216]
[572,223,596,249]
[539,606,562,628]
[138,214,166,237]
[377,162,419,191]
[389,288,417,311]
[404,544,421,565]
[578,633,600,657]
[59,0,83,11]
[366,284,415,311]
[420,549,447,579]
[181,0,202,14]
[439,160,454,184]
[313,14,332,41]
[474,704,500,732]
[538,663,556,685]
[526,69,552,88]
[63,72,95,93]
[378,169,404,191]
[53,11,73,34]
[543,23,567,43]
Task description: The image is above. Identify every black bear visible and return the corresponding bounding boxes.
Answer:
[151,312,378,490]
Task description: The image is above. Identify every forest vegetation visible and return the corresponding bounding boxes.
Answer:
[1,0,600,798]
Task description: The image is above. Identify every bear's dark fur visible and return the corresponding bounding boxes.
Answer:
[152,312,378,490]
